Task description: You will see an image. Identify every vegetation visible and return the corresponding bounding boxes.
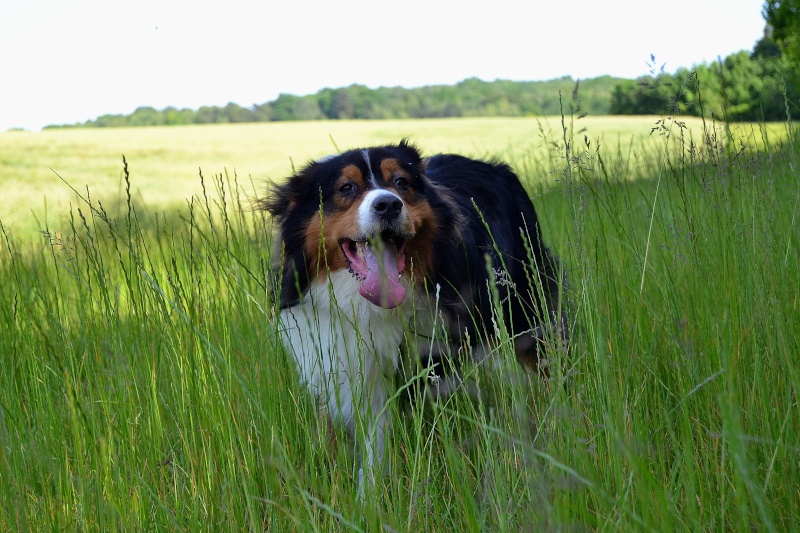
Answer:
[609,49,799,121]
[763,0,800,72]
[45,76,621,128]
[1,109,798,529]
[3,116,787,244]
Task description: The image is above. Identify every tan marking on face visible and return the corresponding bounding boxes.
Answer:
[303,198,366,280]
[301,163,371,280]
[379,158,408,185]
[303,158,439,286]
[403,199,438,283]
[331,165,365,208]
[339,164,365,188]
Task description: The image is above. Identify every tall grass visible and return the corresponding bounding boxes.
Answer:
[0,114,798,531]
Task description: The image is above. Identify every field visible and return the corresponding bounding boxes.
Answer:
[0,116,785,241]
[1,115,798,531]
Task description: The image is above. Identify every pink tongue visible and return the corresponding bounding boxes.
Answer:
[360,245,406,308]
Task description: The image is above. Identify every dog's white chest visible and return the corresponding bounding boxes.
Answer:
[278,271,410,426]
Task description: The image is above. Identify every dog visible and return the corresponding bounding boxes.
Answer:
[262,140,565,487]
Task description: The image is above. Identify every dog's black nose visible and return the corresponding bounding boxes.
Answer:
[372,194,403,220]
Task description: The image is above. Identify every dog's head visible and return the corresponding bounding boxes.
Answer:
[263,140,457,309]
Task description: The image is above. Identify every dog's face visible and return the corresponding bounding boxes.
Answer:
[265,141,450,309]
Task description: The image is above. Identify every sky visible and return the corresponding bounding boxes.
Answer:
[1,0,767,131]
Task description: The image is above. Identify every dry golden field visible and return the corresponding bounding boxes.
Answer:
[0,116,783,242]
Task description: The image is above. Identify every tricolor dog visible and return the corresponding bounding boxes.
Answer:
[263,140,565,485]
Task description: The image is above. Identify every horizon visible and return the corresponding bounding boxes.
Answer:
[38,74,634,128]
[1,0,766,131]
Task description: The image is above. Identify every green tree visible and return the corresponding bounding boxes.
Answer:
[609,75,675,115]
[251,103,274,122]
[195,106,223,124]
[163,107,195,125]
[129,106,162,126]
[763,0,800,69]
[89,114,128,127]
[271,94,325,121]
[222,102,255,123]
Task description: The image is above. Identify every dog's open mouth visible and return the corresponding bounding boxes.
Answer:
[340,231,407,309]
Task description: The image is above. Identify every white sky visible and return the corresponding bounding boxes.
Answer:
[1,0,767,131]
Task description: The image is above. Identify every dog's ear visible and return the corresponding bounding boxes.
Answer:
[278,253,306,309]
[397,138,424,171]
[420,157,430,173]
[396,140,431,184]
[261,155,331,220]
[263,167,320,309]
[261,175,303,220]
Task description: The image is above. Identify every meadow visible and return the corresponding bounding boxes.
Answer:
[0,116,784,241]
[0,115,798,531]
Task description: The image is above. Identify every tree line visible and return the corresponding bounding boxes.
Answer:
[609,36,798,121]
[47,20,799,128]
[47,76,620,128]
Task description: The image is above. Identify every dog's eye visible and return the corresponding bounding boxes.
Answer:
[338,182,356,194]
[394,177,410,190]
